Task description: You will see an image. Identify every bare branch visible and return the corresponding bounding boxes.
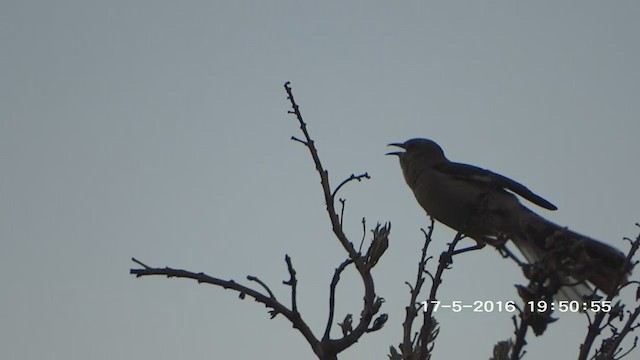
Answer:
[131,257,150,269]
[600,304,640,359]
[357,217,366,254]
[284,81,380,355]
[338,198,346,228]
[324,258,355,341]
[615,336,638,359]
[510,312,528,360]
[417,231,467,359]
[332,173,371,198]
[283,82,388,358]
[129,259,319,350]
[247,275,276,300]
[579,230,640,360]
[399,219,435,358]
[290,136,307,145]
[283,255,299,314]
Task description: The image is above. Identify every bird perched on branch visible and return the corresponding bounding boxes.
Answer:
[387,138,628,300]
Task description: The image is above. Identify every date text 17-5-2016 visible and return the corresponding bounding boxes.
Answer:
[421,300,613,313]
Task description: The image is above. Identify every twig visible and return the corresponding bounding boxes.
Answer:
[324,258,355,341]
[339,198,346,228]
[132,257,150,269]
[129,258,318,348]
[511,312,528,360]
[615,336,638,359]
[399,219,435,357]
[247,275,276,300]
[358,217,366,254]
[283,255,298,314]
[332,173,370,198]
[601,305,640,359]
[579,229,640,360]
[417,231,466,359]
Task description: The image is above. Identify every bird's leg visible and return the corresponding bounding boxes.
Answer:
[451,241,486,256]
[485,234,527,268]
[499,246,527,268]
[448,205,493,256]
[469,192,529,268]
[484,235,508,248]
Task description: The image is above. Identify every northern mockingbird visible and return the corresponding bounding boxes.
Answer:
[388,138,628,300]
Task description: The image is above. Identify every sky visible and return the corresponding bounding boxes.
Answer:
[1,1,639,359]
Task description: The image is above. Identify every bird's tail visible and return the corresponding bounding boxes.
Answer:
[511,211,629,301]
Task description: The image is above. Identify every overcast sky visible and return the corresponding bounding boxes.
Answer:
[2,1,639,359]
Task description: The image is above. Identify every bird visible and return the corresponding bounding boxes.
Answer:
[387,138,628,300]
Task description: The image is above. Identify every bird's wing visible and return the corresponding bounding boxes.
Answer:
[434,161,558,211]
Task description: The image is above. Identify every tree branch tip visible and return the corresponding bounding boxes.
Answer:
[285,256,295,267]
[290,136,307,145]
[425,271,435,281]
[131,257,149,269]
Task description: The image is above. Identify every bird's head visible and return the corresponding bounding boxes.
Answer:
[387,138,447,187]
[386,138,446,164]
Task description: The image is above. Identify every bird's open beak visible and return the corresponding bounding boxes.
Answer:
[386,143,405,156]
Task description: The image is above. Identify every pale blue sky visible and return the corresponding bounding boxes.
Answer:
[2,1,639,359]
